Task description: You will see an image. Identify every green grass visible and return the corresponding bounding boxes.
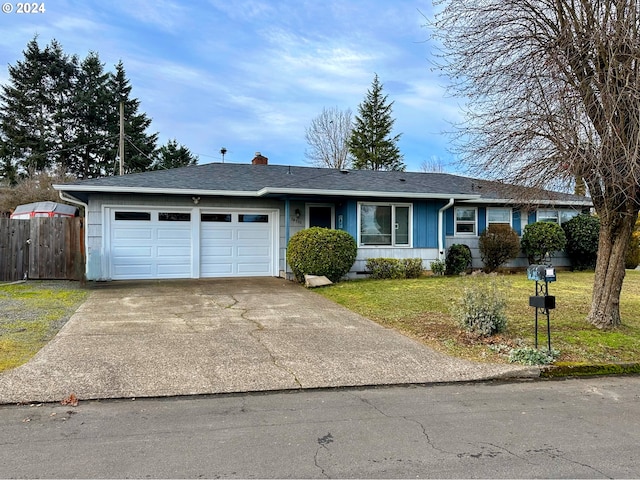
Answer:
[317,270,640,365]
[0,281,88,372]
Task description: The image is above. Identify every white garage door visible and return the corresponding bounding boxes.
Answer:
[200,212,273,277]
[108,208,275,280]
[110,210,193,280]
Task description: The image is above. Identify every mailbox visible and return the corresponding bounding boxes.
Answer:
[527,264,556,282]
[529,295,556,309]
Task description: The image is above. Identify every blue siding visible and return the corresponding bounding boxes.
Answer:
[425,201,441,248]
[478,208,487,234]
[413,201,427,247]
[340,200,358,239]
[445,208,455,236]
[513,209,522,235]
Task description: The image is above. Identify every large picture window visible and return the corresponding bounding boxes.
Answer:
[359,203,411,246]
[455,207,477,235]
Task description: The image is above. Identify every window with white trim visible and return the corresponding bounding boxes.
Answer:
[359,203,411,246]
[487,207,511,226]
[455,207,477,235]
[537,209,559,223]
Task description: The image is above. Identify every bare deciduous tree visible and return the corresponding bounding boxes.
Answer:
[432,0,640,328]
[304,107,352,169]
[420,156,447,173]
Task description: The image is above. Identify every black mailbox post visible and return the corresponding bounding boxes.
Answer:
[527,265,556,351]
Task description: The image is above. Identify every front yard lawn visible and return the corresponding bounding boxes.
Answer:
[0,281,88,372]
[316,270,640,365]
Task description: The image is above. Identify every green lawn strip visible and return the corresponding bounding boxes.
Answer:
[317,270,640,365]
[0,281,88,372]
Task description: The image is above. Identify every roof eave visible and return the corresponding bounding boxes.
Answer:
[257,187,481,200]
[461,198,593,207]
[53,185,259,197]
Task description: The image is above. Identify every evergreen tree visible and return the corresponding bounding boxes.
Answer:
[69,52,112,178]
[152,139,198,170]
[0,37,77,176]
[107,61,158,174]
[348,74,404,171]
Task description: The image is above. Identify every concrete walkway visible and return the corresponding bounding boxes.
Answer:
[0,278,538,404]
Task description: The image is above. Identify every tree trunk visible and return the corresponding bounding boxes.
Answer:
[587,211,636,329]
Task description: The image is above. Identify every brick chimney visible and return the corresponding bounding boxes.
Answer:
[252,152,268,165]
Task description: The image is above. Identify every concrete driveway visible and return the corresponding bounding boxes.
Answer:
[0,278,537,404]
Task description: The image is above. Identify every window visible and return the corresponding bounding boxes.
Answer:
[307,205,334,229]
[239,214,268,223]
[560,210,579,224]
[455,207,477,235]
[201,213,231,222]
[537,209,559,223]
[159,212,191,222]
[487,207,511,226]
[359,203,411,246]
[115,211,151,221]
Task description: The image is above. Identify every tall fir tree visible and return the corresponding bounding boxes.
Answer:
[0,37,77,177]
[69,52,112,178]
[107,61,158,174]
[152,139,198,170]
[348,74,404,171]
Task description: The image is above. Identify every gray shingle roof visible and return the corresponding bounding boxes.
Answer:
[55,162,590,205]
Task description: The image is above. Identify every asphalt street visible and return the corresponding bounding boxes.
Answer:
[1,376,639,478]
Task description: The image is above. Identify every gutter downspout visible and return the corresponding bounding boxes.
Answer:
[58,191,89,280]
[438,198,455,260]
[284,198,290,278]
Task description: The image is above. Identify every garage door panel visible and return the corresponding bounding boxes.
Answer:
[157,228,191,241]
[157,264,192,276]
[112,264,153,277]
[201,246,234,257]
[113,228,153,240]
[112,246,153,258]
[201,263,233,275]
[237,262,271,274]
[237,245,270,257]
[237,228,270,241]
[157,246,191,257]
[202,227,233,240]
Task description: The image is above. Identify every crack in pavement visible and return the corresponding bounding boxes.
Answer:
[352,393,454,455]
[527,444,613,478]
[229,295,302,388]
[314,433,334,479]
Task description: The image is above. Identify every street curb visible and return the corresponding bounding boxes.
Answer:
[541,362,640,378]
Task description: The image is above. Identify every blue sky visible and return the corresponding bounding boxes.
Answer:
[0,0,463,172]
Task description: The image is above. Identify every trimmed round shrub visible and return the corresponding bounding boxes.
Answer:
[521,222,567,264]
[287,227,357,283]
[479,224,520,272]
[445,244,472,275]
[562,214,600,270]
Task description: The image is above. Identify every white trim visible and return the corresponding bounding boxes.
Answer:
[454,206,478,236]
[462,198,591,206]
[486,207,513,228]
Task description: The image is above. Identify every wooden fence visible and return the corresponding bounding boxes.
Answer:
[0,217,84,282]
